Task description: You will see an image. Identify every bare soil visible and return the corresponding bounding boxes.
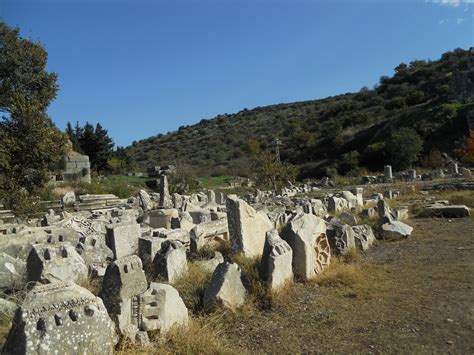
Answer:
[223,218,474,353]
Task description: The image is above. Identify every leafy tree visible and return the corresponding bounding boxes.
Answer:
[0,101,68,213]
[0,22,57,114]
[255,151,297,192]
[0,23,68,213]
[385,128,423,170]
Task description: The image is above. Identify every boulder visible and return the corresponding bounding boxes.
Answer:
[226,196,273,257]
[259,229,293,290]
[203,262,247,310]
[281,213,331,280]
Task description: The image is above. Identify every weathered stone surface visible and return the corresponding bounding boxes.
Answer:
[148,209,179,229]
[328,196,350,213]
[281,213,331,280]
[154,240,187,283]
[195,252,224,273]
[3,281,116,354]
[260,229,293,290]
[101,255,147,338]
[190,219,228,252]
[76,234,114,274]
[360,207,376,219]
[105,222,141,260]
[0,252,26,289]
[425,204,471,218]
[139,189,153,211]
[327,221,356,255]
[0,297,17,316]
[139,283,188,333]
[341,191,357,208]
[204,262,247,310]
[351,225,375,251]
[61,191,76,207]
[337,211,359,226]
[311,199,327,217]
[380,221,413,240]
[351,188,364,207]
[159,175,172,208]
[226,196,273,257]
[26,242,88,284]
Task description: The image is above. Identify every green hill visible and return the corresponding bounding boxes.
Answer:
[127,47,473,178]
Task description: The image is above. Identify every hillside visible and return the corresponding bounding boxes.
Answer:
[127,48,473,178]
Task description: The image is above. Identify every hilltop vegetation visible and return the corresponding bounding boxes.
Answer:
[128,48,473,178]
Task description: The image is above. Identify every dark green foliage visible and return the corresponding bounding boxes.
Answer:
[0,22,58,114]
[66,121,114,172]
[126,48,471,177]
[385,128,423,170]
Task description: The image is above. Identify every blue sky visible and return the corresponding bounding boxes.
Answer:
[1,0,473,147]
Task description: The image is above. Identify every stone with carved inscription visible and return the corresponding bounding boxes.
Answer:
[3,281,116,354]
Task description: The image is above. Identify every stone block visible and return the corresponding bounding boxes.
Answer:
[154,240,187,283]
[226,196,273,257]
[105,222,141,260]
[26,242,88,284]
[3,281,116,354]
[139,283,188,333]
[281,213,331,280]
[259,229,293,290]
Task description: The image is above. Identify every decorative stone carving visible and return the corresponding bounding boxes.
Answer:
[259,229,293,290]
[3,281,116,354]
[281,213,330,280]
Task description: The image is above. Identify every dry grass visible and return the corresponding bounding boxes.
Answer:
[313,248,365,287]
[78,277,102,296]
[116,313,237,355]
[172,262,212,313]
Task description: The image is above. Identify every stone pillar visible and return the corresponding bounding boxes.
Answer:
[159,175,171,208]
[384,165,393,181]
[408,169,417,180]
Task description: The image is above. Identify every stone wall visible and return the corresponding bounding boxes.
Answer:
[61,155,91,183]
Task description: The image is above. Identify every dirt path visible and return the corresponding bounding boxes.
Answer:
[224,218,474,353]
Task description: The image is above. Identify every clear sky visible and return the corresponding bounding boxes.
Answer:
[1,0,473,147]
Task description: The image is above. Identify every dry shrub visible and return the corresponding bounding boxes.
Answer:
[172,262,212,313]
